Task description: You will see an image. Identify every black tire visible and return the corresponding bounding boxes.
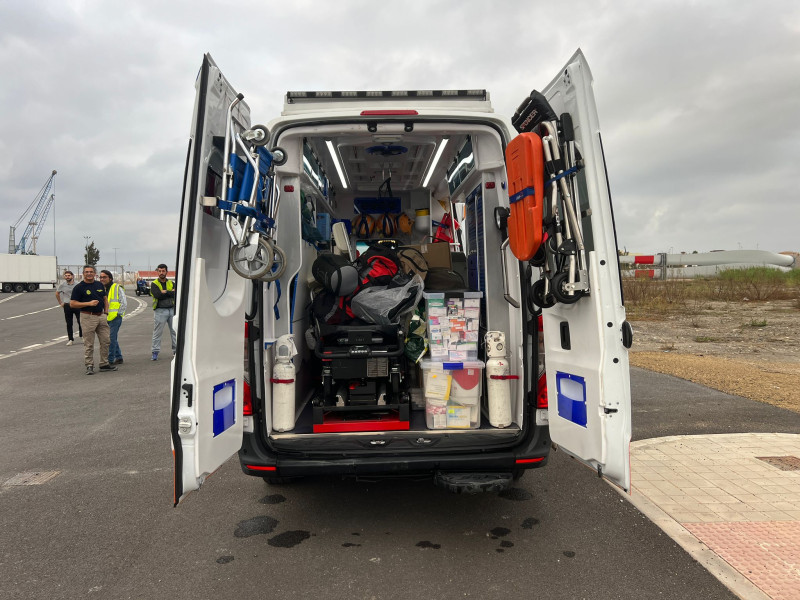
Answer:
[529,244,547,268]
[26,283,37,292]
[531,279,555,309]
[13,283,24,293]
[551,271,583,305]
[2,283,13,293]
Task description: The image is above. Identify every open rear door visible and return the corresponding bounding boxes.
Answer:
[540,50,632,490]
[171,54,250,505]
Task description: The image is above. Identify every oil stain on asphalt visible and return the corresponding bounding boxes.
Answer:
[416,541,441,549]
[234,516,278,538]
[268,530,311,548]
[521,517,539,528]
[498,487,532,501]
[259,494,287,505]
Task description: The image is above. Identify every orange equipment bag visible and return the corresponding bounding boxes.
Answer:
[504,132,544,261]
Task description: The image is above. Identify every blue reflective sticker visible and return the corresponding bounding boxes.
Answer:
[212,379,236,437]
[556,372,587,428]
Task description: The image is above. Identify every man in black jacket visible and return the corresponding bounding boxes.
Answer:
[70,265,117,375]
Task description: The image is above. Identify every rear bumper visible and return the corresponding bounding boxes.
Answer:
[238,425,551,479]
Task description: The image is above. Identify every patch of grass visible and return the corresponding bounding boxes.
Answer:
[623,267,800,312]
[746,319,768,327]
[694,336,717,343]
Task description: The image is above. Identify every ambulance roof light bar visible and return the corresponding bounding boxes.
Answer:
[286,90,487,102]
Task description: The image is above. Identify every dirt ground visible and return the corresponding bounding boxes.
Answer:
[627,298,800,413]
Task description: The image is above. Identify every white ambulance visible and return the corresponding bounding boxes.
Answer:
[170,50,632,505]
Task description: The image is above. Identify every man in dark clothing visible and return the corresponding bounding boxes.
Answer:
[55,270,82,345]
[150,263,177,361]
[70,265,117,375]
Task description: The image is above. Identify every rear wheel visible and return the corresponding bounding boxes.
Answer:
[26,283,37,292]
[13,283,24,293]
[2,283,12,293]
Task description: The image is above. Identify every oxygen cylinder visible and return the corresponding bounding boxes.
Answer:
[271,334,297,432]
[485,331,513,428]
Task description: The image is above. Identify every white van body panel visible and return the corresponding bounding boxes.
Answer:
[171,50,631,503]
[171,56,249,503]
[540,50,632,490]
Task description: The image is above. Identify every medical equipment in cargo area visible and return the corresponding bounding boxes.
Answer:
[271,334,297,432]
[485,331,515,428]
[215,94,288,281]
[504,90,590,307]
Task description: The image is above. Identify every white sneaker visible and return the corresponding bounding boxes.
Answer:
[66,340,73,346]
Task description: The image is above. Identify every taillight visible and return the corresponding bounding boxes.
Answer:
[243,379,253,416]
[536,372,548,409]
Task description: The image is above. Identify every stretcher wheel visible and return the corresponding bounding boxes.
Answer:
[531,279,555,309]
[271,147,288,167]
[245,124,270,147]
[230,238,281,280]
[551,271,583,304]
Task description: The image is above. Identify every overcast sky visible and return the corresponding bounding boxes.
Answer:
[1,0,798,271]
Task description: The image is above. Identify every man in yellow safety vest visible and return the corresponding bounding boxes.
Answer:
[100,270,127,365]
[150,263,176,361]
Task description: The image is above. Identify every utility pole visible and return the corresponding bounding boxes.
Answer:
[113,247,120,281]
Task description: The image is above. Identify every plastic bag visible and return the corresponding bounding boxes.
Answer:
[350,273,424,326]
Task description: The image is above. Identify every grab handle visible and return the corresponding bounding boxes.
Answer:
[500,237,520,308]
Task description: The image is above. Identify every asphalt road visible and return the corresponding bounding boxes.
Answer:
[2,290,799,599]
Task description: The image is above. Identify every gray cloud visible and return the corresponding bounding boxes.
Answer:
[1,0,798,271]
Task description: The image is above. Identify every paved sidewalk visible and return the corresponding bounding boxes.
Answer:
[625,433,800,600]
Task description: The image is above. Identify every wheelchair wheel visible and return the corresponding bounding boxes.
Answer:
[230,238,274,280]
[260,241,287,282]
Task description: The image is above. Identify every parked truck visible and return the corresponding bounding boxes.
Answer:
[0,254,57,292]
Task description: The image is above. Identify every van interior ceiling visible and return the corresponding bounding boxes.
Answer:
[250,118,526,442]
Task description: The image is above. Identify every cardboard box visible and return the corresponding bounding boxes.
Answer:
[403,242,452,270]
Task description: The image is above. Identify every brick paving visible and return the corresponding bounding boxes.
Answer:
[630,434,800,600]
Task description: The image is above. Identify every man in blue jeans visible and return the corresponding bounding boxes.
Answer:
[99,270,126,365]
[150,263,176,361]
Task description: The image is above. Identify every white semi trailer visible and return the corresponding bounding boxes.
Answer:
[0,254,57,292]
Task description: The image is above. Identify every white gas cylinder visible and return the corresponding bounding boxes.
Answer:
[271,334,297,432]
[485,331,513,428]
